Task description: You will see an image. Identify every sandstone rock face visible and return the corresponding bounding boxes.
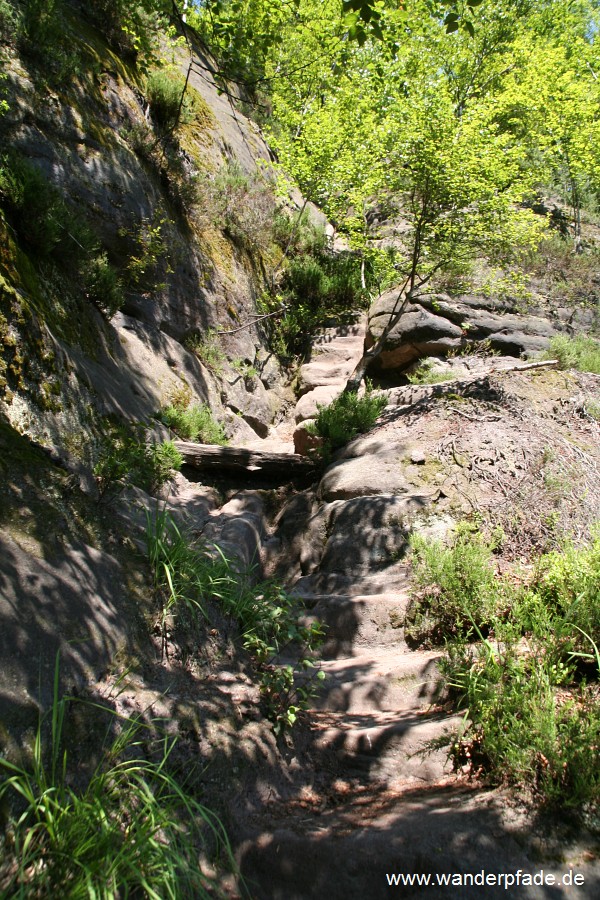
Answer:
[1,36,291,450]
[366,287,565,376]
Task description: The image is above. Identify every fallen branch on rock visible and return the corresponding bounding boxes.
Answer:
[174,441,316,476]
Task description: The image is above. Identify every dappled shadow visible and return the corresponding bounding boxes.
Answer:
[0,533,136,731]
[312,494,425,589]
[237,779,600,899]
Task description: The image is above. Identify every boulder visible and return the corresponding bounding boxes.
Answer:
[293,420,323,456]
[366,287,563,377]
[294,385,340,423]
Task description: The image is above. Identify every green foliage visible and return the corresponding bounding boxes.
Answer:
[412,525,600,812]
[545,334,600,375]
[184,328,227,375]
[146,69,186,132]
[94,423,182,501]
[84,252,125,318]
[407,523,501,646]
[446,634,599,811]
[406,361,452,385]
[530,536,600,660]
[526,235,600,307]
[262,248,367,358]
[160,401,228,445]
[206,162,277,251]
[272,208,327,257]
[146,509,325,733]
[0,0,17,42]
[87,0,171,63]
[121,213,172,291]
[17,0,63,54]
[0,153,93,261]
[0,659,228,897]
[307,387,386,459]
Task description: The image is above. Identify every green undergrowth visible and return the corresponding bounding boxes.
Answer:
[0,658,232,898]
[406,360,453,385]
[160,401,228,445]
[544,334,600,374]
[94,422,182,502]
[306,388,386,462]
[409,525,600,815]
[146,508,325,734]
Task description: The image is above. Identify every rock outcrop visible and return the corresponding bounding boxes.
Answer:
[365,286,592,376]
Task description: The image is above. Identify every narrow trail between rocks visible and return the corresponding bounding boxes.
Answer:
[181,322,599,899]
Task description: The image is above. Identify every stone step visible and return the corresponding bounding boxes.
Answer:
[312,323,365,345]
[301,592,410,659]
[316,648,444,713]
[312,709,461,786]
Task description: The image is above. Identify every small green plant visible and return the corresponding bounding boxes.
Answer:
[231,358,258,381]
[0,0,17,42]
[266,250,366,356]
[306,388,386,460]
[0,657,230,897]
[0,153,93,261]
[94,423,182,501]
[445,632,599,811]
[146,68,187,132]
[184,328,227,375]
[146,509,325,732]
[160,401,228,445]
[84,252,125,317]
[530,536,600,660]
[585,399,600,421]
[417,527,600,813]
[544,334,600,374]
[407,524,501,647]
[122,212,172,291]
[406,360,452,385]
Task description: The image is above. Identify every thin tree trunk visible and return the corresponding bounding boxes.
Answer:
[343,282,412,393]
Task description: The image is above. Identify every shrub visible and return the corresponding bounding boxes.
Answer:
[146,69,186,132]
[0,663,228,897]
[85,252,125,317]
[407,524,501,646]
[87,0,169,61]
[160,402,228,445]
[184,328,226,375]
[421,527,600,813]
[306,388,386,460]
[122,213,172,291]
[407,360,452,385]
[17,0,63,55]
[0,153,95,263]
[530,536,600,661]
[545,334,600,374]
[446,636,600,811]
[272,208,327,257]
[207,162,277,251]
[0,0,17,42]
[261,248,366,358]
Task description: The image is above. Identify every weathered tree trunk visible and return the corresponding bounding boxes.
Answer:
[174,442,316,476]
[343,288,412,393]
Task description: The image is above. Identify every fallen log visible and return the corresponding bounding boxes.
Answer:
[173,441,317,476]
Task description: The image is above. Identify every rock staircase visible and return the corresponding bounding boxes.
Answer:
[225,323,599,899]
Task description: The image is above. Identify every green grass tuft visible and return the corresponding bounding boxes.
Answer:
[0,657,231,898]
[545,334,600,374]
[160,402,228,445]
